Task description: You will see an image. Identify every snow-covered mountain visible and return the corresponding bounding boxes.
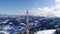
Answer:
[0,15,60,34]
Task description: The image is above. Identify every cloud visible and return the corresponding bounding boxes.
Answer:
[0,6,54,17]
[28,0,60,17]
[28,7,54,17]
[56,0,60,2]
[52,0,60,17]
[0,0,60,17]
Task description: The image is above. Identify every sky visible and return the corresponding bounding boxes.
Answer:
[0,0,54,10]
[0,0,60,17]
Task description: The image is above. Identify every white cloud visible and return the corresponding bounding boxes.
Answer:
[52,0,60,17]
[56,0,60,2]
[28,0,60,17]
[0,0,60,17]
[29,7,54,17]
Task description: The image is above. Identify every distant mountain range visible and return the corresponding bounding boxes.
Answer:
[0,15,60,34]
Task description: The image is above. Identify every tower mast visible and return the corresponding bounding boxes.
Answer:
[26,10,29,34]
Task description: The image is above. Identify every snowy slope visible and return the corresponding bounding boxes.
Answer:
[35,29,56,34]
[0,31,9,34]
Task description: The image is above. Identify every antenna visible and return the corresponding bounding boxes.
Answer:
[26,10,29,34]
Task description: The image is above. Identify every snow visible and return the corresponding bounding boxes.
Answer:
[3,25,12,30]
[35,29,56,34]
[0,31,9,34]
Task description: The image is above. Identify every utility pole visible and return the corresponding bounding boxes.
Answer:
[26,10,29,34]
